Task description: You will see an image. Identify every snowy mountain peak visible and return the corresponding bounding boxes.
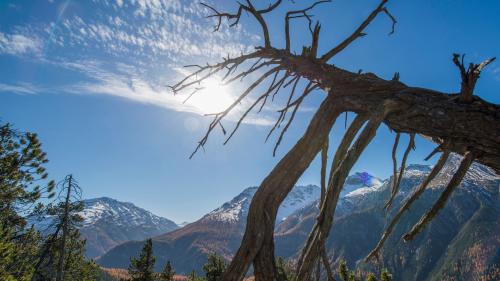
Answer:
[204,185,321,223]
[343,172,383,197]
[80,197,177,228]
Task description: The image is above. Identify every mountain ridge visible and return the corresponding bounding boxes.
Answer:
[96,178,380,273]
[30,196,180,258]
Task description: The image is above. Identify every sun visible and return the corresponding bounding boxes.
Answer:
[186,78,235,114]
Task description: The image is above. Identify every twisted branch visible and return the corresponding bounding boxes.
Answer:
[403,150,475,241]
[385,133,416,209]
[366,149,450,261]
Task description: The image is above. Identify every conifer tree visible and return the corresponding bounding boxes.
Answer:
[128,238,156,281]
[366,272,377,281]
[0,122,55,280]
[160,261,175,281]
[276,256,296,281]
[348,271,360,281]
[187,270,204,281]
[0,224,41,281]
[338,260,349,281]
[0,123,97,281]
[33,175,98,281]
[0,122,55,231]
[380,269,392,281]
[203,253,226,281]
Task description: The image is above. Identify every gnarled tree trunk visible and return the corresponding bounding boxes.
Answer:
[170,1,499,280]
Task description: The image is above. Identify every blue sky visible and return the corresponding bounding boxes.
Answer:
[1,0,499,222]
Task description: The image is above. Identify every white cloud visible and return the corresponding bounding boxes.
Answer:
[1,0,273,126]
[50,0,255,64]
[58,59,273,126]
[0,82,40,95]
[0,32,42,56]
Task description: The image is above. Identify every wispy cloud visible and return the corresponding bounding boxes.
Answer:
[0,0,273,125]
[57,59,274,126]
[48,0,256,64]
[0,32,42,56]
[0,82,40,95]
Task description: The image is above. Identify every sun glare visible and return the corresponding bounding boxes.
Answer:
[187,78,235,114]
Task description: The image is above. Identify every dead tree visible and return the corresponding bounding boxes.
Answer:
[33,175,83,281]
[56,175,73,281]
[170,1,499,280]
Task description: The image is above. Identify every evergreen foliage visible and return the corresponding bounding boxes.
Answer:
[337,259,391,281]
[128,238,156,281]
[366,272,377,281]
[0,224,41,281]
[276,256,296,281]
[160,261,175,281]
[202,253,226,281]
[0,123,55,230]
[0,122,99,281]
[187,270,204,281]
[338,260,349,281]
[380,269,392,281]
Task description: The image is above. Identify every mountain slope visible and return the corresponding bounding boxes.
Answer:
[81,197,179,258]
[274,155,500,281]
[97,185,325,272]
[97,157,499,280]
[32,197,179,258]
[97,179,380,273]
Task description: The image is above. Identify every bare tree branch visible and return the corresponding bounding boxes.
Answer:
[201,1,283,47]
[403,150,475,241]
[320,0,395,62]
[365,150,450,261]
[385,133,416,209]
[452,53,496,102]
[285,1,332,52]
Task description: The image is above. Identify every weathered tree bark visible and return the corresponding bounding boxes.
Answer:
[256,47,499,173]
[222,92,341,281]
[171,1,499,280]
[297,105,395,280]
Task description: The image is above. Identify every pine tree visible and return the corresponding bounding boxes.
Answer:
[0,123,97,281]
[0,224,41,281]
[0,122,55,231]
[203,253,226,281]
[366,272,377,281]
[276,256,296,281]
[0,122,56,280]
[338,260,349,281]
[160,261,175,281]
[348,271,361,281]
[33,175,98,281]
[187,270,204,281]
[128,238,156,281]
[380,269,392,281]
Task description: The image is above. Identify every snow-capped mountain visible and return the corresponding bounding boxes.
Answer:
[98,156,500,279]
[80,197,178,258]
[97,181,377,273]
[80,197,177,229]
[342,172,384,197]
[204,185,321,224]
[31,197,179,258]
[275,154,500,281]
[275,173,382,233]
